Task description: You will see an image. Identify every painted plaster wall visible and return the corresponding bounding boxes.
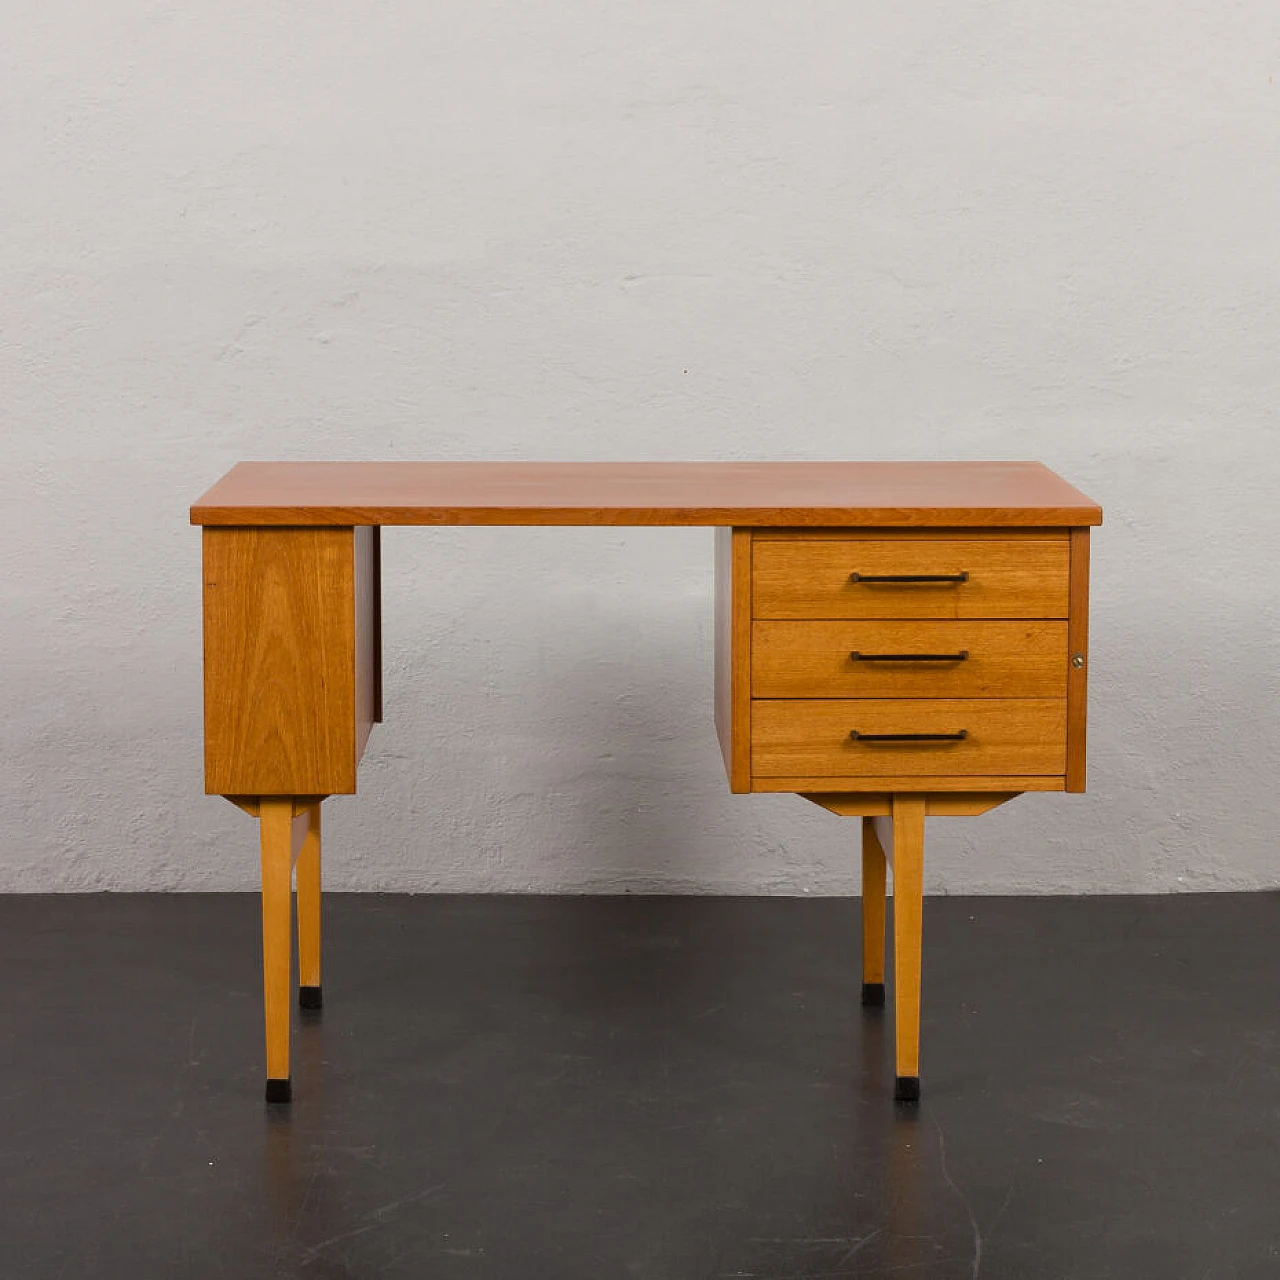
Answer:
[3,1,1278,892]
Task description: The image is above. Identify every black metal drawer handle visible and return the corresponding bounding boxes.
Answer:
[848,572,969,584]
[850,650,969,663]
[849,730,969,743]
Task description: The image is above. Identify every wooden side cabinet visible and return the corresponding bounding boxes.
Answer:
[715,524,1092,1100]
[202,526,382,797]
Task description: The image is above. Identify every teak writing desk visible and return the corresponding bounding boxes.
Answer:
[190,461,1102,1104]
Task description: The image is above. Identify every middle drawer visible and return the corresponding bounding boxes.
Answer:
[752,620,1067,699]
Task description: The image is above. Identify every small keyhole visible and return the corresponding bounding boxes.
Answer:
[1072,653,1085,669]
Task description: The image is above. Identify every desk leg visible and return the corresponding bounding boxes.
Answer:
[861,817,887,1007]
[891,795,926,1104]
[296,803,323,1011]
[260,799,294,1103]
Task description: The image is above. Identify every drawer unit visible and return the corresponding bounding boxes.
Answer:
[753,534,1069,620]
[752,698,1067,778]
[715,526,1090,795]
[752,620,1067,699]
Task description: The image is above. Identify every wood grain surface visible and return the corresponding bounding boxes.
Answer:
[861,818,886,988]
[803,793,1019,817]
[752,536,1071,620]
[751,619,1068,698]
[751,698,1067,777]
[886,795,926,1083]
[191,461,1103,528]
[753,774,1063,792]
[203,527,359,795]
[353,525,381,758]
[259,798,294,1089]
[714,528,753,792]
[1066,527,1091,792]
[296,803,322,993]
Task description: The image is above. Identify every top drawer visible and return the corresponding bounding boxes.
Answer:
[753,534,1069,620]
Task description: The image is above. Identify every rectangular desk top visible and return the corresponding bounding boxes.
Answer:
[190,461,1102,528]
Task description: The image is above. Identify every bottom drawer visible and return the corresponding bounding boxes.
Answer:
[751,699,1066,778]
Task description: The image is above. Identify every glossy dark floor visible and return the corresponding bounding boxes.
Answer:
[2,893,1278,1279]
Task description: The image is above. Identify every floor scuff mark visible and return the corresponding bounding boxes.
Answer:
[933,1116,982,1278]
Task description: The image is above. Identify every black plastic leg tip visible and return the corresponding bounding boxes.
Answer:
[894,1076,921,1104]
[298,986,323,1011]
[861,982,886,1008]
[265,1078,292,1105]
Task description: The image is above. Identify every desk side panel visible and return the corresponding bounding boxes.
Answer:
[203,527,358,795]
[714,528,752,792]
[354,525,382,762]
[1065,527,1090,792]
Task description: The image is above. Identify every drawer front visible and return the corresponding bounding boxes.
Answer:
[752,620,1067,699]
[751,698,1066,777]
[753,537,1069,620]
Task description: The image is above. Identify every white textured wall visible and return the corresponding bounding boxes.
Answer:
[3,1,1279,893]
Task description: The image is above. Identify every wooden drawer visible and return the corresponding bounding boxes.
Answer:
[751,698,1066,777]
[752,620,1067,699]
[752,535,1069,620]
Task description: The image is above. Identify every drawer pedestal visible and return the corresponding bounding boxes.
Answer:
[715,524,1092,1099]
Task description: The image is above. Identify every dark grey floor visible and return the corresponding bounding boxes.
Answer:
[1,893,1278,1278]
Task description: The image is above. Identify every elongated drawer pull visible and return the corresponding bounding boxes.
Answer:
[849,729,969,743]
[848,571,969,584]
[849,650,969,663]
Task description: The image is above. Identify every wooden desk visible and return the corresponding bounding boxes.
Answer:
[191,462,1102,1104]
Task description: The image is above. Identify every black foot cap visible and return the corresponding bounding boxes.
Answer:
[894,1075,921,1104]
[861,982,886,1008]
[299,985,323,1011]
[265,1078,292,1105]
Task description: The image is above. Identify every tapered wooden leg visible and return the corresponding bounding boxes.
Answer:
[891,795,926,1103]
[260,798,294,1103]
[296,803,323,1011]
[861,817,887,1007]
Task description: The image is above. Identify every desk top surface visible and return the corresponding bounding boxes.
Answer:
[191,461,1102,528]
